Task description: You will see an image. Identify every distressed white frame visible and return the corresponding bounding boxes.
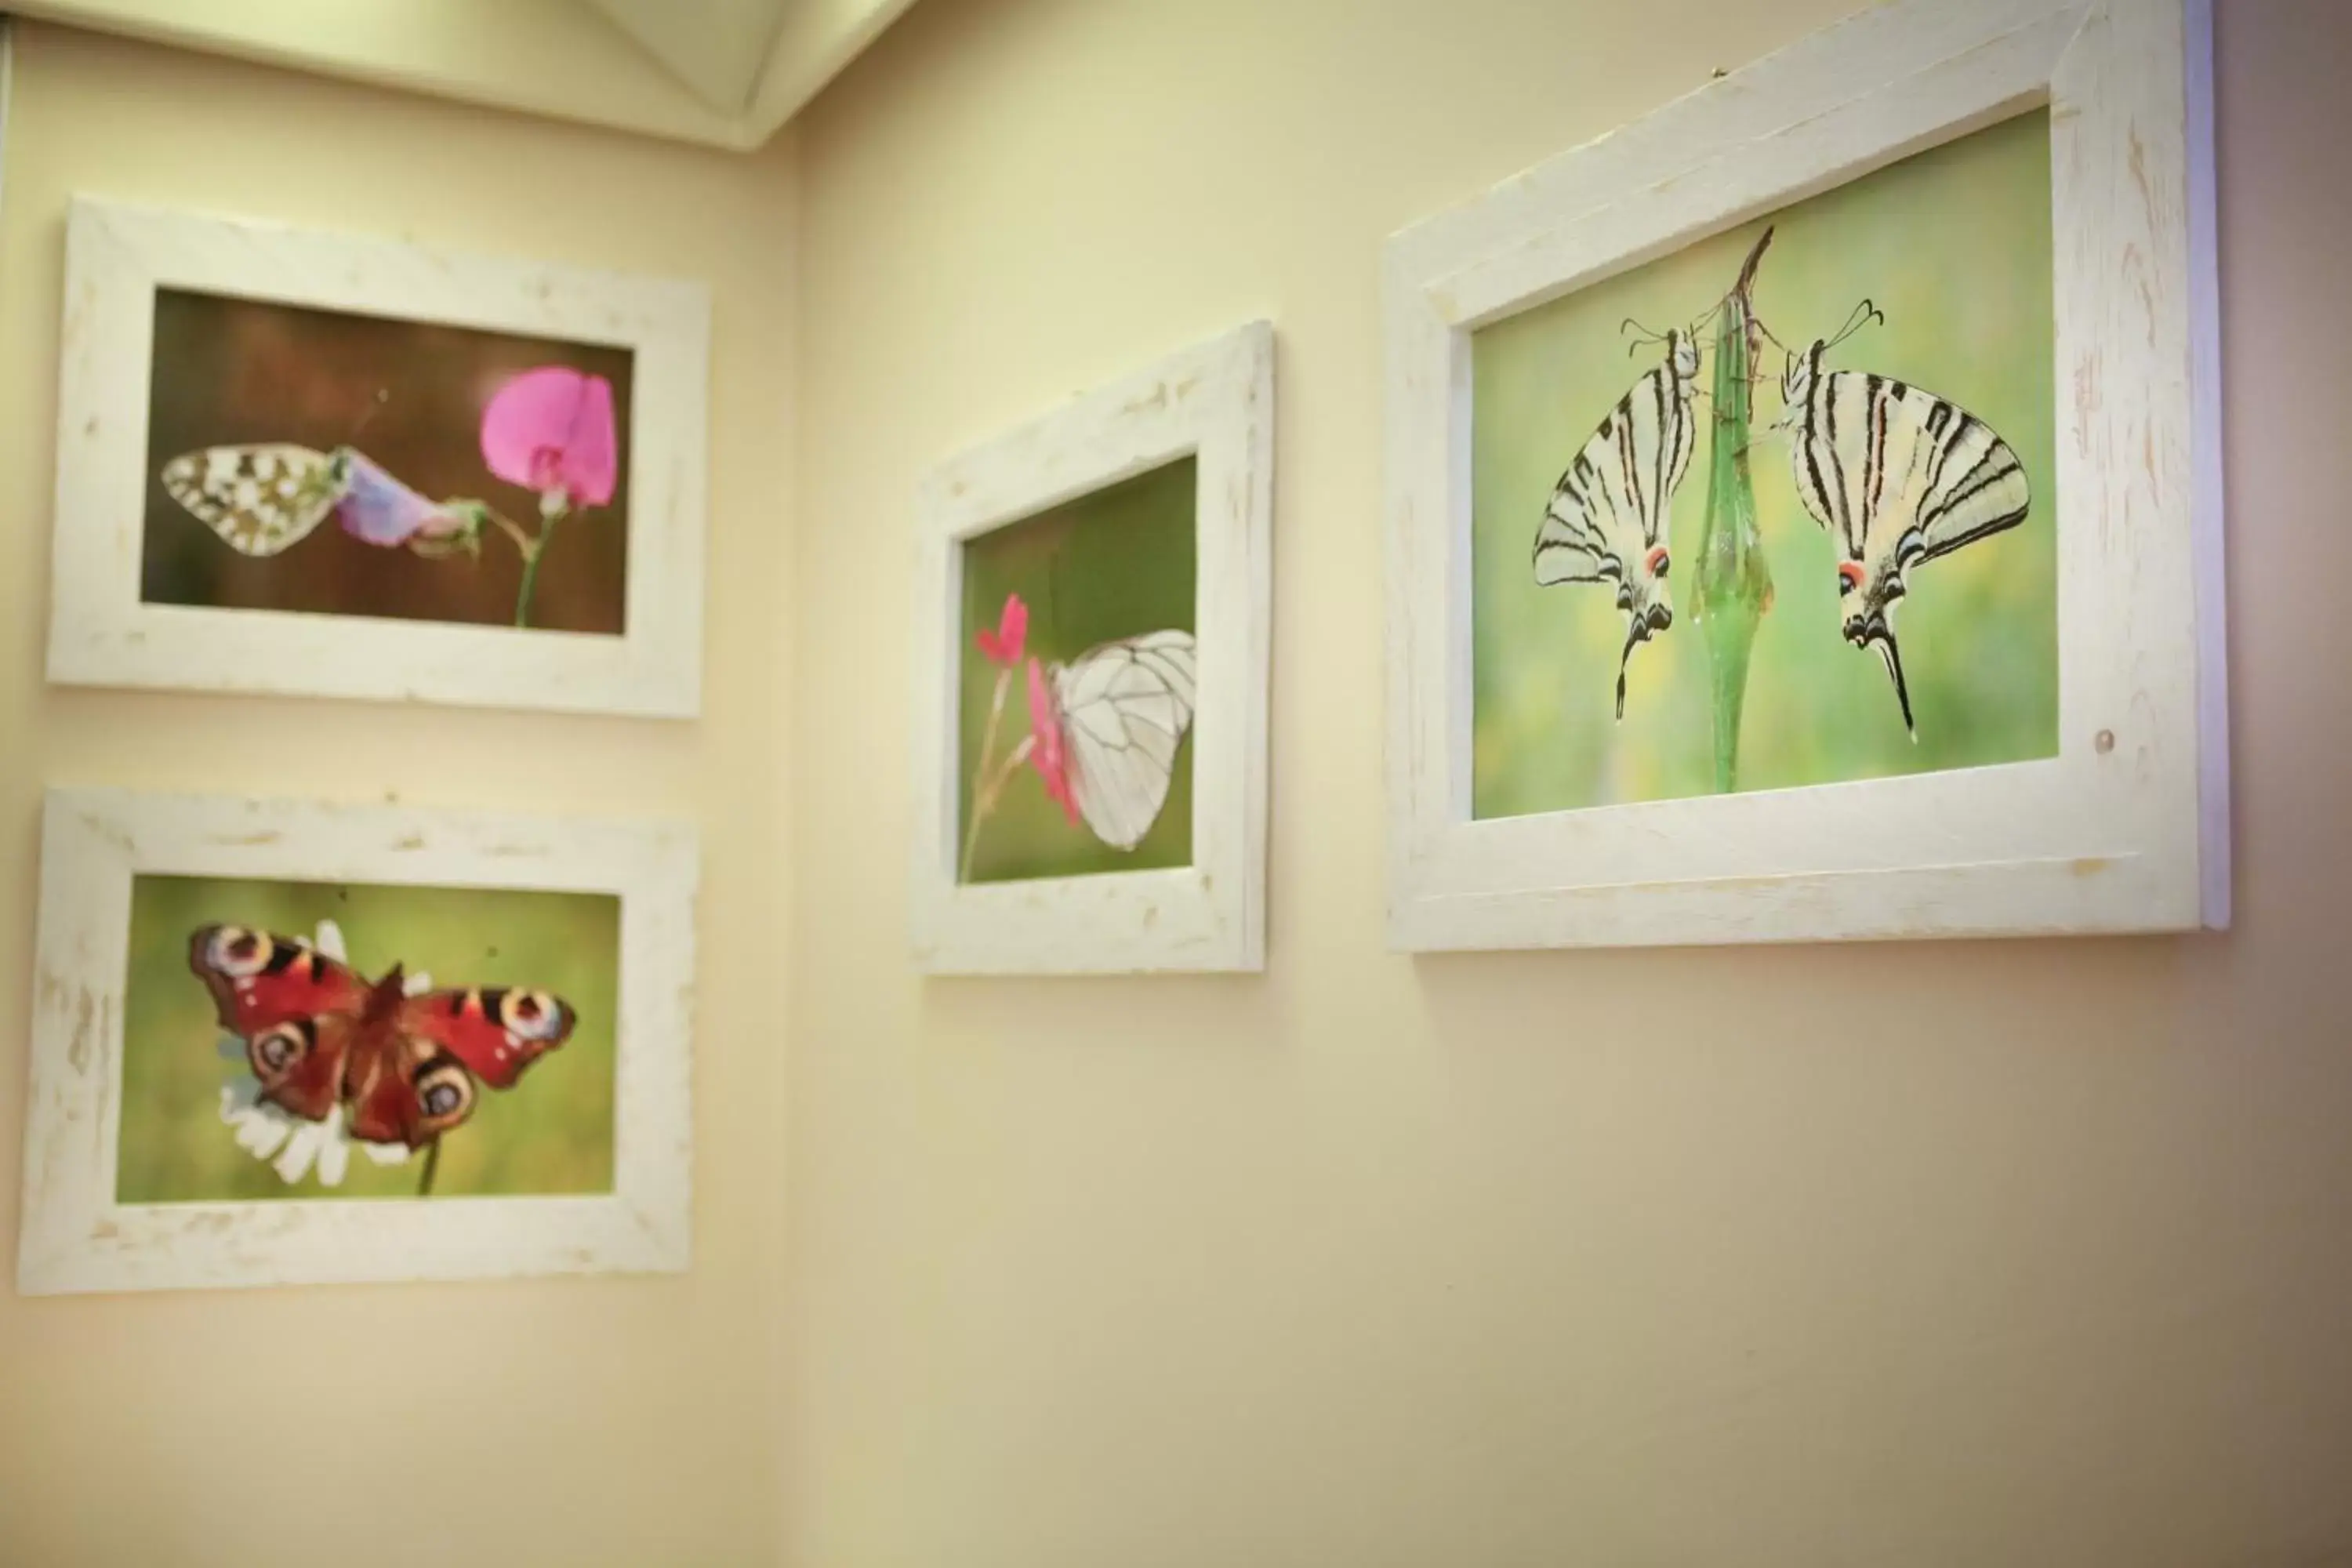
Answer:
[1385,0,2226,950]
[910,321,1273,975]
[17,788,699,1295]
[49,197,711,717]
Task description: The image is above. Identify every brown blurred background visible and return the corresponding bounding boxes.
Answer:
[140,288,634,633]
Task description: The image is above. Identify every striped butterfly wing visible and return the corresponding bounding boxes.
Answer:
[1783,359,2030,572]
[1533,334,1697,588]
[161,444,352,557]
[1052,630,1197,851]
[1780,343,2031,734]
[1532,331,1699,717]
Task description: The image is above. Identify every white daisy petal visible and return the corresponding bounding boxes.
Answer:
[314,920,347,961]
[405,971,433,996]
[230,1103,294,1160]
[314,1109,352,1187]
[360,1138,412,1167]
[272,1119,327,1183]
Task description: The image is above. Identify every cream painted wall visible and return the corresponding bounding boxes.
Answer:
[786,3,2352,1566]
[0,24,794,1568]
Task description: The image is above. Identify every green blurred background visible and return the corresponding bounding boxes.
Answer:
[958,456,1197,883]
[1472,110,2057,818]
[118,875,620,1203]
[142,289,634,635]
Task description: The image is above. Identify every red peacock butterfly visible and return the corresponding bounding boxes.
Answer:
[188,924,575,1149]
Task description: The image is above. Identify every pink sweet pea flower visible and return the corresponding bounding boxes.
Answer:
[975,593,1028,668]
[1025,657,1079,825]
[480,367,618,508]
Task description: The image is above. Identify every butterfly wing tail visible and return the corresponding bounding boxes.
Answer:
[1875,633,1917,741]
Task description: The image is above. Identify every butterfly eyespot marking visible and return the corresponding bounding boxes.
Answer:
[1645,546,1670,579]
[248,1019,315,1078]
[1837,561,1867,595]
[205,925,271,977]
[412,1060,475,1128]
[491,988,568,1043]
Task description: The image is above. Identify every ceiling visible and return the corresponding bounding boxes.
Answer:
[1,0,921,149]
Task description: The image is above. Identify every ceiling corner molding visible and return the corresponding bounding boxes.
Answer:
[743,0,924,140]
[2,0,921,150]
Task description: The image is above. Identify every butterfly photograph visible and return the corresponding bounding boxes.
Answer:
[114,874,620,1203]
[911,319,1267,975]
[955,456,1200,885]
[140,288,635,635]
[1470,107,2059,819]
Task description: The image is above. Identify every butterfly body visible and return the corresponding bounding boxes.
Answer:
[1773,339,2031,736]
[1533,328,1701,717]
[162,444,465,557]
[1044,630,1197,851]
[189,924,574,1149]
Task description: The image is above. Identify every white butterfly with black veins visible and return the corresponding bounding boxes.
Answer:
[1047,630,1196,850]
[1772,335,2031,737]
[161,444,463,557]
[1532,328,1700,718]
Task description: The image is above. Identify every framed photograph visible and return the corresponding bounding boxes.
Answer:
[16,788,697,1295]
[49,197,710,717]
[909,320,1272,975]
[1385,0,2226,949]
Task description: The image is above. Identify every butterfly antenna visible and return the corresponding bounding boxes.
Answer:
[1825,297,1886,354]
[1619,315,1672,357]
[347,387,392,446]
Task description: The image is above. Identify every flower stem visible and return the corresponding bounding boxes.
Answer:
[959,740,1038,880]
[514,507,562,630]
[418,1137,441,1197]
[477,505,535,557]
[959,668,1014,881]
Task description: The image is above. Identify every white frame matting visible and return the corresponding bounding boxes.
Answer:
[17,788,699,1296]
[49,196,712,717]
[1384,0,2226,950]
[909,321,1274,975]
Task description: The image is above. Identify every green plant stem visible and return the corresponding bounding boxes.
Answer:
[514,507,563,630]
[418,1138,441,1197]
[1692,227,1778,795]
[959,725,1037,884]
[958,666,1014,880]
[476,505,535,557]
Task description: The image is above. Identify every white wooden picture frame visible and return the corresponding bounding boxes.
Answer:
[1384,0,2226,950]
[49,197,711,717]
[910,321,1273,975]
[17,788,699,1295]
